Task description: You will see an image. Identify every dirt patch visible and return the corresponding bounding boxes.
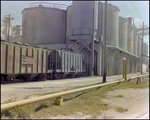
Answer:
[97,88,149,119]
[32,88,149,119]
[48,113,92,119]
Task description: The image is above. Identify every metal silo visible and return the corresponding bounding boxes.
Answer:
[71,1,98,45]
[105,4,120,46]
[98,2,104,40]
[66,5,72,37]
[133,30,138,56]
[119,17,128,51]
[22,5,66,45]
[143,42,148,56]
[127,24,134,54]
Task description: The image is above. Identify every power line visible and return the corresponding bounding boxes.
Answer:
[132,2,143,19]
[118,2,130,16]
[123,2,135,18]
[131,2,143,22]
[134,2,144,20]
[13,17,22,18]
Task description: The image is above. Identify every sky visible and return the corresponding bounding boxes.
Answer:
[1,1,149,54]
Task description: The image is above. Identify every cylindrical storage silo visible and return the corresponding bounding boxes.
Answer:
[22,6,66,45]
[98,2,104,40]
[119,17,128,51]
[71,1,98,45]
[133,30,138,56]
[127,24,134,54]
[66,5,72,37]
[143,43,148,56]
[103,4,120,46]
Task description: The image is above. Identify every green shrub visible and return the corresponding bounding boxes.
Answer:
[1,98,31,119]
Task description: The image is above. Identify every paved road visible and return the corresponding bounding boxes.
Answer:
[1,73,148,103]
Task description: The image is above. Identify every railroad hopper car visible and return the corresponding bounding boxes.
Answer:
[50,50,85,79]
[0,40,85,81]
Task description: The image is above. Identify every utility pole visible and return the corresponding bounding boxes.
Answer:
[139,23,148,74]
[8,14,11,41]
[91,1,95,76]
[140,22,144,74]
[2,14,14,41]
[103,1,107,83]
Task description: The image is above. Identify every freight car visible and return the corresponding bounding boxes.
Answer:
[50,50,85,79]
[0,39,85,82]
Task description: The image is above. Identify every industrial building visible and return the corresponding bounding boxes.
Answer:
[2,1,149,76]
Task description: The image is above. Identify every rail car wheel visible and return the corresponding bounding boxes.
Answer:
[46,74,52,80]
[75,74,78,78]
[10,77,14,81]
[75,74,81,78]
[23,74,31,81]
[52,75,57,80]
[32,77,36,81]
[78,73,81,78]
[52,73,57,80]
[23,76,29,81]
[57,74,62,79]
[4,76,7,81]
[35,74,47,81]
[43,74,47,81]
[34,75,39,81]
[1,76,4,83]
[38,74,43,81]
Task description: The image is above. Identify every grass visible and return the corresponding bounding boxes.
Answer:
[103,115,113,119]
[116,106,128,112]
[115,95,123,98]
[1,77,149,119]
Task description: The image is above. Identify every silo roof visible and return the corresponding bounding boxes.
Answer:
[119,16,128,21]
[67,5,72,10]
[22,6,66,13]
[101,2,120,11]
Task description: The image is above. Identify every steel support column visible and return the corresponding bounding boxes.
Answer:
[66,36,69,50]
[91,35,94,76]
[132,60,134,73]
[97,43,102,76]
[103,1,107,82]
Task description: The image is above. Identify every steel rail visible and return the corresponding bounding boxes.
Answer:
[1,74,149,112]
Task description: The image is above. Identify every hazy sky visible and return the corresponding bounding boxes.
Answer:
[1,1,149,53]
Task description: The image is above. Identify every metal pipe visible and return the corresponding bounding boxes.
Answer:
[1,79,124,112]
